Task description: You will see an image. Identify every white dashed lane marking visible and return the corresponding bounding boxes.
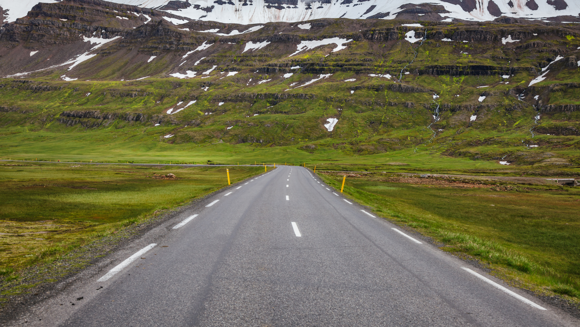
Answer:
[173,214,198,229]
[361,210,375,218]
[392,228,422,244]
[462,268,546,310]
[97,244,156,282]
[206,200,219,207]
[291,222,302,237]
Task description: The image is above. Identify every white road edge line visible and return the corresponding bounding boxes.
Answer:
[206,200,219,207]
[344,199,352,204]
[361,210,376,218]
[286,185,289,187]
[326,188,330,191]
[332,192,339,196]
[291,222,302,237]
[392,228,422,244]
[97,244,156,282]
[224,192,232,196]
[462,268,547,310]
[286,195,289,201]
[236,186,242,190]
[173,214,198,229]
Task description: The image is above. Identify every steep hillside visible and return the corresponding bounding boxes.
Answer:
[0,0,579,167]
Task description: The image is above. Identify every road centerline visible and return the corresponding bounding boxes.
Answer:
[291,222,302,237]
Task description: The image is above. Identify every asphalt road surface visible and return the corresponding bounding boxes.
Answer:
[9,167,578,326]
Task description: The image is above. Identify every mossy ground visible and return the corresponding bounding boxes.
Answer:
[0,163,263,291]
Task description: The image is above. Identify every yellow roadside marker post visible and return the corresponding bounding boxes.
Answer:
[274,163,276,168]
[341,175,346,193]
[227,169,231,185]
[265,165,267,172]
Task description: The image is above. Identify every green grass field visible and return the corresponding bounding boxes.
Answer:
[0,163,263,283]
[319,171,580,303]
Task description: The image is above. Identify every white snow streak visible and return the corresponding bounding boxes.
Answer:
[502,35,520,45]
[182,42,213,59]
[529,55,564,87]
[405,31,422,44]
[170,71,196,79]
[243,41,271,53]
[369,74,391,79]
[203,65,217,75]
[295,74,332,88]
[290,38,352,57]
[163,17,188,25]
[324,118,338,132]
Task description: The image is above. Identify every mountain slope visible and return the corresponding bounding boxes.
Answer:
[2,0,580,24]
[1,0,579,167]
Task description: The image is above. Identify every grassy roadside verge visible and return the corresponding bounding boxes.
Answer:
[0,163,263,305]
[318,171,580,308]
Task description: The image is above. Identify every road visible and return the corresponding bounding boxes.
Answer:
[9,166,577,326]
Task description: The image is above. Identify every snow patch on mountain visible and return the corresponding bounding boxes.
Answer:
[200,25,264,36]
[324,118,338,132]
[290,38,352,57]
[529,55,564,86]
[170,71,196,79]
[243,41,271,53]
[296,74,332,88]
[182,42,213,59]
[502,35,520,45]
[7,0,580,25]
[163,17,188,25]
[404,31,423,44]
[203,65,217,75]
[369,74,391,79]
